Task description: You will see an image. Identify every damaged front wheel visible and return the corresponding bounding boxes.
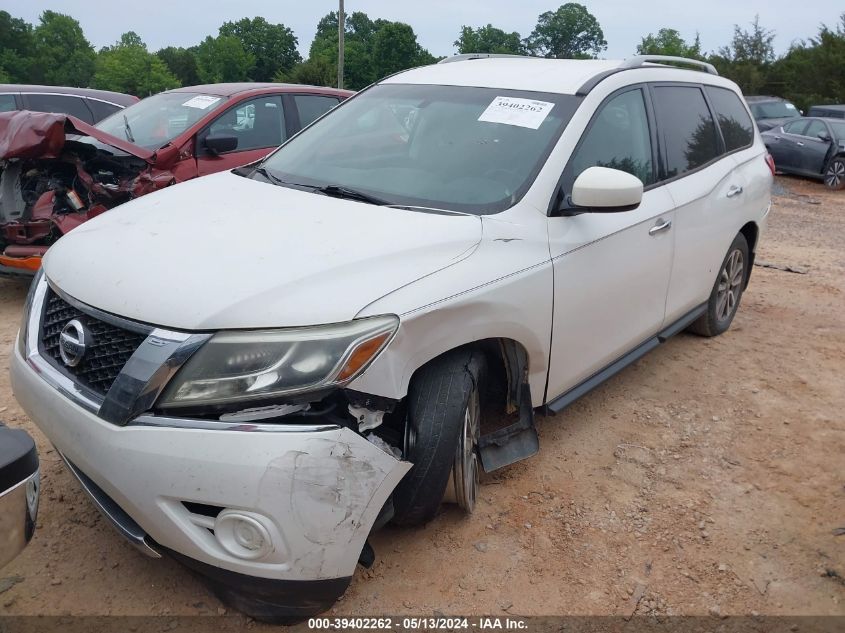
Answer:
[392,349,485,526]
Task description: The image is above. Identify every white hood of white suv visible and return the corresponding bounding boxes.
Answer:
[44,171,482,330]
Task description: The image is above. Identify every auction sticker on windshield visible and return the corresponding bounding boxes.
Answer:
[478,96,555,129]
[182,95,221,109]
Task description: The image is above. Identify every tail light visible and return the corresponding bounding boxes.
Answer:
[765,153,776,176]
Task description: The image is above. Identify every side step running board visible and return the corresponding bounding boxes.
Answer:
[546,303,707,414]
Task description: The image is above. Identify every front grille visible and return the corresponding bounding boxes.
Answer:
[40,288,147,397]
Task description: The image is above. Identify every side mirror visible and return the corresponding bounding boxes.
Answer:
[570,166,643,212]
[203,134,238,156]
[818,131,831,142]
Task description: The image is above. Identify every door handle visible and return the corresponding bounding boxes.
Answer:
[648,219,672,236]
[726,185,744,198]
[796,142,804,147]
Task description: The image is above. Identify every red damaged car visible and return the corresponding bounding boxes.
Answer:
[0,83,352,276]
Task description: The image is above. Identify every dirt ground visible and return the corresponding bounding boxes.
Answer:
[0,175,843,619]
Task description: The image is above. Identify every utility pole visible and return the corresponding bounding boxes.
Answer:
[337,0,345,90]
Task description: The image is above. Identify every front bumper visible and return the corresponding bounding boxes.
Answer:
[11,345,410,588]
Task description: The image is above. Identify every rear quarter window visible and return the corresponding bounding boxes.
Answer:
[294,95,340,128]
[705,87,754,152]
[652,85,721,178]
[86,99,123,123]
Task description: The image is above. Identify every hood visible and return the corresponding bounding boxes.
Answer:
[44,171,482,330]
[0,111,155,162]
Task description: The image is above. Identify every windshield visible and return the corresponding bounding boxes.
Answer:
[749,100,799,121]
[96,92,227,149]
[257,84,581,214]
[830,122,845,140]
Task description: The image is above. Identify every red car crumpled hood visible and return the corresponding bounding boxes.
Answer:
[0,110,156,163]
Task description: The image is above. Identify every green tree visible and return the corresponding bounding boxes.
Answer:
[637,29,702,59]
[156,46,200,86]
[307,11,381,89]
[301,12,434,90]
[275,57,335,87]
[31,10,96,86]
[709,16,775,93]
[524,3,607,59]
[94,32,179,96]
[0,11,35,83]
[455,24,524,55]
[371,22,434,79]
[195,35,255,83]
[219,17,301,81]
[770,14,845,111]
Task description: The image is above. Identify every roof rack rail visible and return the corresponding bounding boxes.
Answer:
[438,53,537,64]
[620,55,718,75]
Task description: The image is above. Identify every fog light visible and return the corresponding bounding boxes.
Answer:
[214,510,274,560]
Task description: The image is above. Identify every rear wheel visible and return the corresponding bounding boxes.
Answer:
[824,157,845,190]
[688,233,749,337]
[392,349,485,526]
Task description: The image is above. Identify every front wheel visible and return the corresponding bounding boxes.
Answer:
[824,157,845,190]
[391,349,485,526]
[688,233,749,337]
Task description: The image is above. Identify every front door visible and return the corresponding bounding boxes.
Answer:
[196,95,287,176]
[546,86,675,400]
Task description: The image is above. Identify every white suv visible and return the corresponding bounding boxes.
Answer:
[11,55,772,620]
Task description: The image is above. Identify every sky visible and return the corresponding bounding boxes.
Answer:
[10,1,841,59]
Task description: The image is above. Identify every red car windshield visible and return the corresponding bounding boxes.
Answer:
[96,92,228,150]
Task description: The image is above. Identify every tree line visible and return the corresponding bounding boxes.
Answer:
[0,4,843,110]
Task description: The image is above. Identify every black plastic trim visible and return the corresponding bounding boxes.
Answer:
[162,545,351,622]
[546,303,707,413]
[0,426,38,495]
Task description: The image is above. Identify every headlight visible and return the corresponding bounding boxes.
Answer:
[158,315,398,408]
[17,269,44,357]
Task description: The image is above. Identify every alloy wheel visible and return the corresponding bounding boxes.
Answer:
[716,249,744,322]
[825,161,844,189]
[449,387,480,513]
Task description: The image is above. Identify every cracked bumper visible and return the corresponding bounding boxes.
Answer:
[11,345,410,593]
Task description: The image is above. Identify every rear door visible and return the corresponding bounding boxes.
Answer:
[797,119,833,175]
[196,95,287,176]
[288,93,341,130]
[656,84,750,323]
[774,119,810,171]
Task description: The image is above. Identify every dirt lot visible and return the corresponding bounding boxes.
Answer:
[0,176,843,619]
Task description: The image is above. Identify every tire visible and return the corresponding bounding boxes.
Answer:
[824,157,845,190]
[391,348,485,526]
[688,233,749,337]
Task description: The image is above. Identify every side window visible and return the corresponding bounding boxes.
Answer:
[570,88,654,186]
[705,87,754,152]
[24,94,94,123]
[294,95,339,128]
[652,86,720,178]
[207,96,285,153]
[86,99,122,123]
[783,120,808,135]
[803,120,826,140]
[0,94,17,112]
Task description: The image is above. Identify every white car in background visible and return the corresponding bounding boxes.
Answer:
[12,54,772,621]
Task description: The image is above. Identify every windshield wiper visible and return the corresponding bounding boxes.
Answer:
[315,184,390,206]
[250,170,393,207]
[252,166,315,189]
[122,114,135,143]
